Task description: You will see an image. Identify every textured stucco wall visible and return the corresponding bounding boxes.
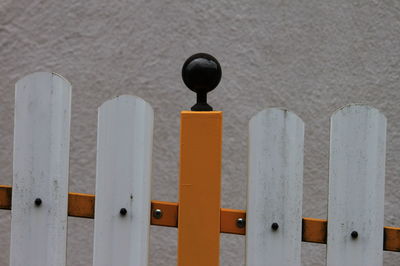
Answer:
[0,0,400,265]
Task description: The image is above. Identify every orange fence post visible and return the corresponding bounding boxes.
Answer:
[177,111,223,266]
[177,53,223,266]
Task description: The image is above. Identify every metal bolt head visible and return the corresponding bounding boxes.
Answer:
[34,198,42,206]
[351,231,358,239]
[271,222,279,231]
[153,209,163,219]
[236,218,246,228]
[120,208,127,216]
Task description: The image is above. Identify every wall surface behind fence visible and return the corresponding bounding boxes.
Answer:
[0,0,400,265]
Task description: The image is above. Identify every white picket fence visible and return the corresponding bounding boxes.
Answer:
[7,72,389,266]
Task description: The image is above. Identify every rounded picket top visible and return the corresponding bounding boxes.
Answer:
[249,107,304,128]
[16,72,72,92]
[98,94,154,118]
[331,103,386,122]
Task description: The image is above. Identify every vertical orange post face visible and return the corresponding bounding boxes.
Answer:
[178,111,223,266]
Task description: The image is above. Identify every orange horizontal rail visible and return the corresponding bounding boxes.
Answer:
[0,185,399,252]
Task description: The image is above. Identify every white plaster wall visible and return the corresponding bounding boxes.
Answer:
[0,0,399,265]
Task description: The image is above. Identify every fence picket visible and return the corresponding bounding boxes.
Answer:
[246,108,304,266]
[10,72,71,266]
[93,95,154,266]
[327,105,386,266]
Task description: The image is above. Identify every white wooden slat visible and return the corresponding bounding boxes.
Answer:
[10,72,71,266]
[93,95,154,266]
[327,104,386,266]
[246,108,304,266]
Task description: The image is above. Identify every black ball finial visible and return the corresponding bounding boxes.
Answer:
[182,53,222,111]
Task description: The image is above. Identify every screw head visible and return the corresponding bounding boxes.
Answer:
[182,53,222,94]
[120,208,127,216]
[153,209,163,219]
[271,222,279,231]
[351,231,358,239]
[34,198,42,206]
[236,218,246,228]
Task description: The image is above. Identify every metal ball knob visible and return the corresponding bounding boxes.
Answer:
[182,53,222,111]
